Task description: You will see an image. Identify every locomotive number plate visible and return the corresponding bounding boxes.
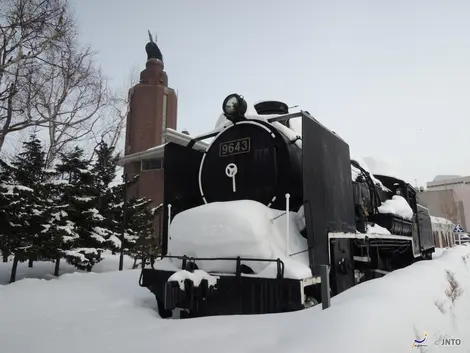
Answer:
[219,137,251,157]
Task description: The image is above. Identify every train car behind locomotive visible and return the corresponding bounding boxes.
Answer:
[139,93,435,319]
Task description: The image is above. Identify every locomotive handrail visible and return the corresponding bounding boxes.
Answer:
[154,255,285,279]
[266,111,304,123]
[187,130,222,148]
[186,111,328,149]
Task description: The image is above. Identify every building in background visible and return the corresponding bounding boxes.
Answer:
[418,175,470,231]
[430,216,455,248]
[118,36,178,250]
[119,36,177,204]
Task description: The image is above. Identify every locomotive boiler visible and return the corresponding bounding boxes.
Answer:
[139,93,436,319]
[199,100,303,210]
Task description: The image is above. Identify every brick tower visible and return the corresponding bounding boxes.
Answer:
[124,33,177,206]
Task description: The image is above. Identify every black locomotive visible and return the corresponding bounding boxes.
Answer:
[139,93,435,319]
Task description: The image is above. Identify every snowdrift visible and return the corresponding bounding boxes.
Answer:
[166,200,311,279]
[0,251,135,285]
[1,247,470,353]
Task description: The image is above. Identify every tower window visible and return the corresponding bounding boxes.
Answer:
[141,158,163,171]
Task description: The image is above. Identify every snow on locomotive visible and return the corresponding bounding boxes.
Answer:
[139,93,435,318]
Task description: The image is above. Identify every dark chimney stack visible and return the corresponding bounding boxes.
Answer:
[254,101,289,116]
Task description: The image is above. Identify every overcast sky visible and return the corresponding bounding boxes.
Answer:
[70,0,470,187]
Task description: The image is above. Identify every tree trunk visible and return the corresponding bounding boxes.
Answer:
[9,256,19,283]
[54,257,61,276]
[132,257,138,269]
[2,252,8,262]
[0,86,15,154]
[28,259,33,268]
[0,128,8,153]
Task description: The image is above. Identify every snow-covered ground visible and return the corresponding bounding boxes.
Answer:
[0,251,135,285]
[1,246,470,353]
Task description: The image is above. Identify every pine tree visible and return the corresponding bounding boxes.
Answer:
[126,200,160,268]
[10,135,50,268]
[56,147,106,271]
[0,159,17,263]
[2,183,36,282]
[0,135,55,281]
[40,167,80,276]
[89,140,122,253]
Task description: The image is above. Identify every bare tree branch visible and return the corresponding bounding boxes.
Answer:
[98,66,138,154]
[24,29,110,167]
[0,0,74,150]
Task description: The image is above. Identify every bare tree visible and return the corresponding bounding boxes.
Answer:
[0,0,72,152]
[98,66,138,154]
[26,28,109,167]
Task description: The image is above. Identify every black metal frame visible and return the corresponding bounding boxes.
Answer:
[139,255,315,318]
[149,255,285,278]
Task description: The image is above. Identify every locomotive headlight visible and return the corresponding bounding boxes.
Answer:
[222,93,247,120]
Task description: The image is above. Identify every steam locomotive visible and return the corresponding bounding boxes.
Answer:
[139,93,435,319]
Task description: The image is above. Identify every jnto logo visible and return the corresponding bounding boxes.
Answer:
[411,332,428,349]
[435,337,462,346]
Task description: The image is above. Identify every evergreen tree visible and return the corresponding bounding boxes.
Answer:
[56,147,105,271]
[10,135,50,267]
[40,167,80,276]
[107,173,159,268]
[0,135,56,281]
[0,161,38,282]
[92,140,119,194]
[0,159,17,263]
[89,140,122,253]
[126,200,160,268]
[11,135,49,186]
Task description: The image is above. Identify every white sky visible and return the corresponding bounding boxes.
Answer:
[68,0,470,186]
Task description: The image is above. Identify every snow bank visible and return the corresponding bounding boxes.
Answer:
[0,251,134,285]
[1,246,470,353]
[378,195,414,220]
[165,200,311,279]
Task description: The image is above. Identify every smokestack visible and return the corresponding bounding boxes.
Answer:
[254,101,289,116]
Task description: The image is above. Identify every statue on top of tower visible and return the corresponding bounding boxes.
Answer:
[145,30,163,62]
